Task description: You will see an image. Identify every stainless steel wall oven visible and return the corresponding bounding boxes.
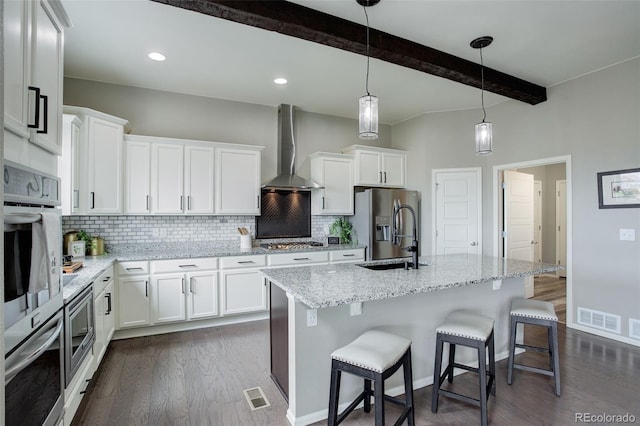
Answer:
[64,285,95,386]
[4,161,64,426]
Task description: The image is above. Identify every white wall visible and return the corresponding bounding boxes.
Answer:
[392,58,640,340]
[63,78,392,183]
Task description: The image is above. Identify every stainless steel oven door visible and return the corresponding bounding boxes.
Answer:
[65,285,95,386]
[5,310,64,426]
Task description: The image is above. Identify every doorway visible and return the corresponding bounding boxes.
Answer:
[493,156,572,324]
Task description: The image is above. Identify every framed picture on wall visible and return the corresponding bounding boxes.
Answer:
[597,168,640,209]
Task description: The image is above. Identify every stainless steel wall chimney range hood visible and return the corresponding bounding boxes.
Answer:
[261,104,323,191]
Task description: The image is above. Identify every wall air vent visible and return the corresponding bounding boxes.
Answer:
[577,307,621,334]
[630,319,640,340]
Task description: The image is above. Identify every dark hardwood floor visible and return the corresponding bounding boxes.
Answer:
[74,318,640,426]
[533,275,566,323]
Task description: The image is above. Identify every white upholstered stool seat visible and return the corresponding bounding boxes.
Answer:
[510,298,558,321]
[328,330,415,426]
[331,330,412,373]
[436,310,495,341]
[432,310,496,426]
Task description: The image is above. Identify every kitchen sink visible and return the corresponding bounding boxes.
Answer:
[63,273,78,286]
[358,262,428,271]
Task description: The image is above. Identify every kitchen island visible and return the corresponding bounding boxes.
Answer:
[262,254,559,426]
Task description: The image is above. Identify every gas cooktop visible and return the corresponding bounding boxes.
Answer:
[260,241,324,250]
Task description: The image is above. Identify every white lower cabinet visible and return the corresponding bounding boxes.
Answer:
[220,254,267,315]
[152,273,187,323]
[188,272,219,320]
[93,266,115,370]
[117,261,151,329]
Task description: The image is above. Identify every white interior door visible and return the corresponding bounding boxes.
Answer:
[434,169,481,255]
[504,170,535,297]
[534,180,543,264]
[556,180,567,278]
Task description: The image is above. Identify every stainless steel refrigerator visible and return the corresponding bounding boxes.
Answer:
[349,188,419,260]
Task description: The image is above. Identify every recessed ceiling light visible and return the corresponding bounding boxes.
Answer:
[274,77,288,85]
[148,52,166,62]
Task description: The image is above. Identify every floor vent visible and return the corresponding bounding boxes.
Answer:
[577,307,621,334]
[243,386,270,411]
[630,319,640,340]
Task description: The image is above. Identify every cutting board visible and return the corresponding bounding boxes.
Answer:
[62,261,83,274]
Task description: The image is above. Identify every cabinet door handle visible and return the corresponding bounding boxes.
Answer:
[187,195,191,210]
[180,195,184,210]
[190,277,194,294]
[103,276,111,282]
[145,281,149,297]
[342,254,355,257]
[379,171,383,183]
[27,86,41,129]
[105,293,112,315]
[293,257,310,261]
[322,196,325,209]
[146,195,150,211]
[73,190,79,209]
[238,260,255,264]
[126,267,144,272]
[384,171,387,183]
[181,278,185,294]
[37,95,48,134]
[179,264,197,269]
[91,192,95,209]
[257,195,260,209]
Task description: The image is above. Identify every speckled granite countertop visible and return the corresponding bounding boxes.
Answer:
[261,254,560,309]
[62,241,364,302]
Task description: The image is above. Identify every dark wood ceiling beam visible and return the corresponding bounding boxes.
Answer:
[151,0,547,105]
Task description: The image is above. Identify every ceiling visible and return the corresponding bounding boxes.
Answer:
[62,0,640,125]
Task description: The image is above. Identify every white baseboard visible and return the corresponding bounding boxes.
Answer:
[286,349,516,426]
[568,322,640,347]
[112,312,268,340]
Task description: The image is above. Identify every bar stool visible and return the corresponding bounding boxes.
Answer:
[328,330,415,426]
[431,310,496,426]
[507,298,561,396]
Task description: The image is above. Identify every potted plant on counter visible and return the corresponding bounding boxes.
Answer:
[329,217,353,244]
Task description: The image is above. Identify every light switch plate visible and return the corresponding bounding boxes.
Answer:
[620,229,636,241]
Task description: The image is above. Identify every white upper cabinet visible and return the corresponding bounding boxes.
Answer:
[61,107,128,215]
[124,139,151,214]
[4,0,69,153]
[215,147,263,215]
[88,117,124,213]
[308,153,354,215]
[342,145,406,188]
[151,142,184,214]
[185,145,215,214]
[125,135,261,215]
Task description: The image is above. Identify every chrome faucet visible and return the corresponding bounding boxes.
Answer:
[392,203,419,269]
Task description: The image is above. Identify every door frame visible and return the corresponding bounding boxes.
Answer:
[493,155,573,324]
[432,167,482,256]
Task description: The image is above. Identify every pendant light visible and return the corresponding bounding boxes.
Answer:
[357,0,380,140]
[470,36,493,155]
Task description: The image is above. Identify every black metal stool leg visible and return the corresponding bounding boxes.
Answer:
[374,372,385,425]
[477,340,488,426]
[403,349,415,426]
[328,363,341,426]
[447,343,456,383]
[364,379,372,413]
[431,334,443,413]
[507,315,517,385]
[551,321,561,396]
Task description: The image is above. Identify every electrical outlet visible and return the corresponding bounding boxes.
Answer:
[620,229,636,241]
[492,280,502,290]
[306,309,317,327]
[350,302,363,316]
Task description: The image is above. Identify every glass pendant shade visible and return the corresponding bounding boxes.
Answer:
[475,121,493,155]
[359,95,379,140]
